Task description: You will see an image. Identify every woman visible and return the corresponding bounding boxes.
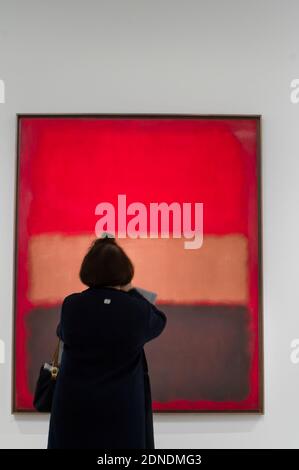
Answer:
[47,235,167,449]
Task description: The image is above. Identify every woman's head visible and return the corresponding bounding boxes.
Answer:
[79,235,134,288]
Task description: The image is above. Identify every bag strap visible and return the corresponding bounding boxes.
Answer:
[51,339,61,379]
[52,339,60,366]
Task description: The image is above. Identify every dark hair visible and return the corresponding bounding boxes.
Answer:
[79,235,134,288]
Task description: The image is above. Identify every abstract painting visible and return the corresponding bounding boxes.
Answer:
[14,114,263,412]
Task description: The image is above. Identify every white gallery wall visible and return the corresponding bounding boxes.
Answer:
[0,0,299,449]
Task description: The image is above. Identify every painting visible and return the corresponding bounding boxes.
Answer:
[14,114,263,412]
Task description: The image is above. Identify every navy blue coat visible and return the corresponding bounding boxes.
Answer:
[47,286,167,449]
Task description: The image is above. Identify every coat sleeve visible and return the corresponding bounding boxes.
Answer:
[127,288,167,343]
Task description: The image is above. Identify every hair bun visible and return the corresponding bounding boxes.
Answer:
[100,232,116,243]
